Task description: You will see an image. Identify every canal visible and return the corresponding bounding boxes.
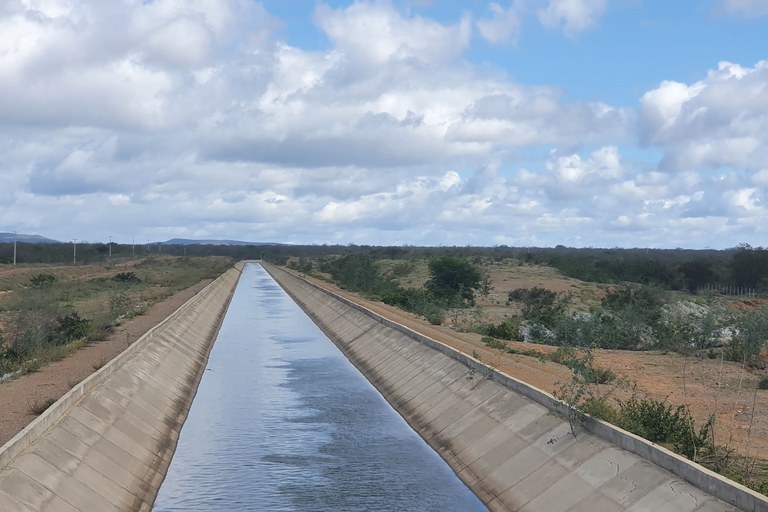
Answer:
[153,263,487,511]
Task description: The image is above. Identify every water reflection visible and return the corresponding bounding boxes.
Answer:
[154,264,486,511]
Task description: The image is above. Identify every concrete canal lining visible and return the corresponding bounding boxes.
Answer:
[264,263,768,512]
[0,264,242,512]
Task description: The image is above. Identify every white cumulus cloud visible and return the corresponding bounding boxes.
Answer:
[640,61,768,172]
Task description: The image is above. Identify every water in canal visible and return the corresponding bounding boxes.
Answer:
[153,263,487,512]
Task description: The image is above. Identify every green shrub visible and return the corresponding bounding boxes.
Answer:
[426,256,482,305]
[725,306,768,368]
[112,271,141,284]
[588,366,617,384]
[758,375,768,390]
[425,310,444,325]
[550,346,577,365]
[476,317,520,340]
[581,397,619,423]
[482,336,507,350]
[381,287,447,324]
[50,313,91,345]
[30,273,57,288]
[508,287,567,327]
[616,396,711,460]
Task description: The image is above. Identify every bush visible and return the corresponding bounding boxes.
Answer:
[725,306,768,368]
[476,317,520,340]
[426,256,482,305]
[581,397,619,423]
[601,284,664,329]
[50,313,91,345]
[758,375,768,390]
[321,254,395,296]
[482,336,507,350]
[617,395,680,442]
[30,273,57,288]
[425,310,444,325]
[560,354,616,384]
[550,346,577,365]
[381,286,448,325]
[586,366,616,384]
[112,272,141,284]
[508,287,567,327]
[29,397,56,415]
[616,395,711,460]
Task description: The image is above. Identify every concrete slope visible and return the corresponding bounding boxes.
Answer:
[265,263,767,512]
[0,265,242,512]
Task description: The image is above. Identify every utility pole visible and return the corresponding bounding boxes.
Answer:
[109,235,112,258]
[13,231,17,266]
[132,236,135,256]
[73,238,77,264]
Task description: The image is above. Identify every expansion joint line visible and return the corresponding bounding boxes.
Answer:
[347,324,378,345]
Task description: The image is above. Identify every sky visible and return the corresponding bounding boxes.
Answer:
[1,0,767,248]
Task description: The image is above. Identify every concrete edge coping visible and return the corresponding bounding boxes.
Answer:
[0,265,242,471]
[266,263,768,512]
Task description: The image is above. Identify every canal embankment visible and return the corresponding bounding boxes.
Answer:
[0,264,242,511]
[264,262,767,512]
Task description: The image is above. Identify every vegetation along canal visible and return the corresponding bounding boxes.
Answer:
[154,263,486,511]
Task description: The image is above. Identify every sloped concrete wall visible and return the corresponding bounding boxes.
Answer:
[265,263,767,512]
[0,265,242,512]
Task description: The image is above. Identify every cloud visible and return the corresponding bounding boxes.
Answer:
[640,61,768,172]
[537,0,607,38]
[315,1,471,67]
[2,1,764,249]
[477,0,607,43]
[0,0,272,130]
[477,1,525,44]
[196,1,627,169]
[717,0,768,17]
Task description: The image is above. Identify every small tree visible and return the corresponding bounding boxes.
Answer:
[508,287,568,328]
[50,313,91,345]
[425,256,482,305]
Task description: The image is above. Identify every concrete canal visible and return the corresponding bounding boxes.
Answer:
[153,263,486,511]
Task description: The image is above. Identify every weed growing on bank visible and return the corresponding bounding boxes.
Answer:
[0,256,233,378]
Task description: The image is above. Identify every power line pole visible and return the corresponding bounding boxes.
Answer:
[132,236,135,256]
[13,231,17,266]
[109,235,112,258]
[73,238,77,264]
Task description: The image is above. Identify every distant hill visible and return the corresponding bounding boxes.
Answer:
[0,232,60,244]
[163,238,286,246]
